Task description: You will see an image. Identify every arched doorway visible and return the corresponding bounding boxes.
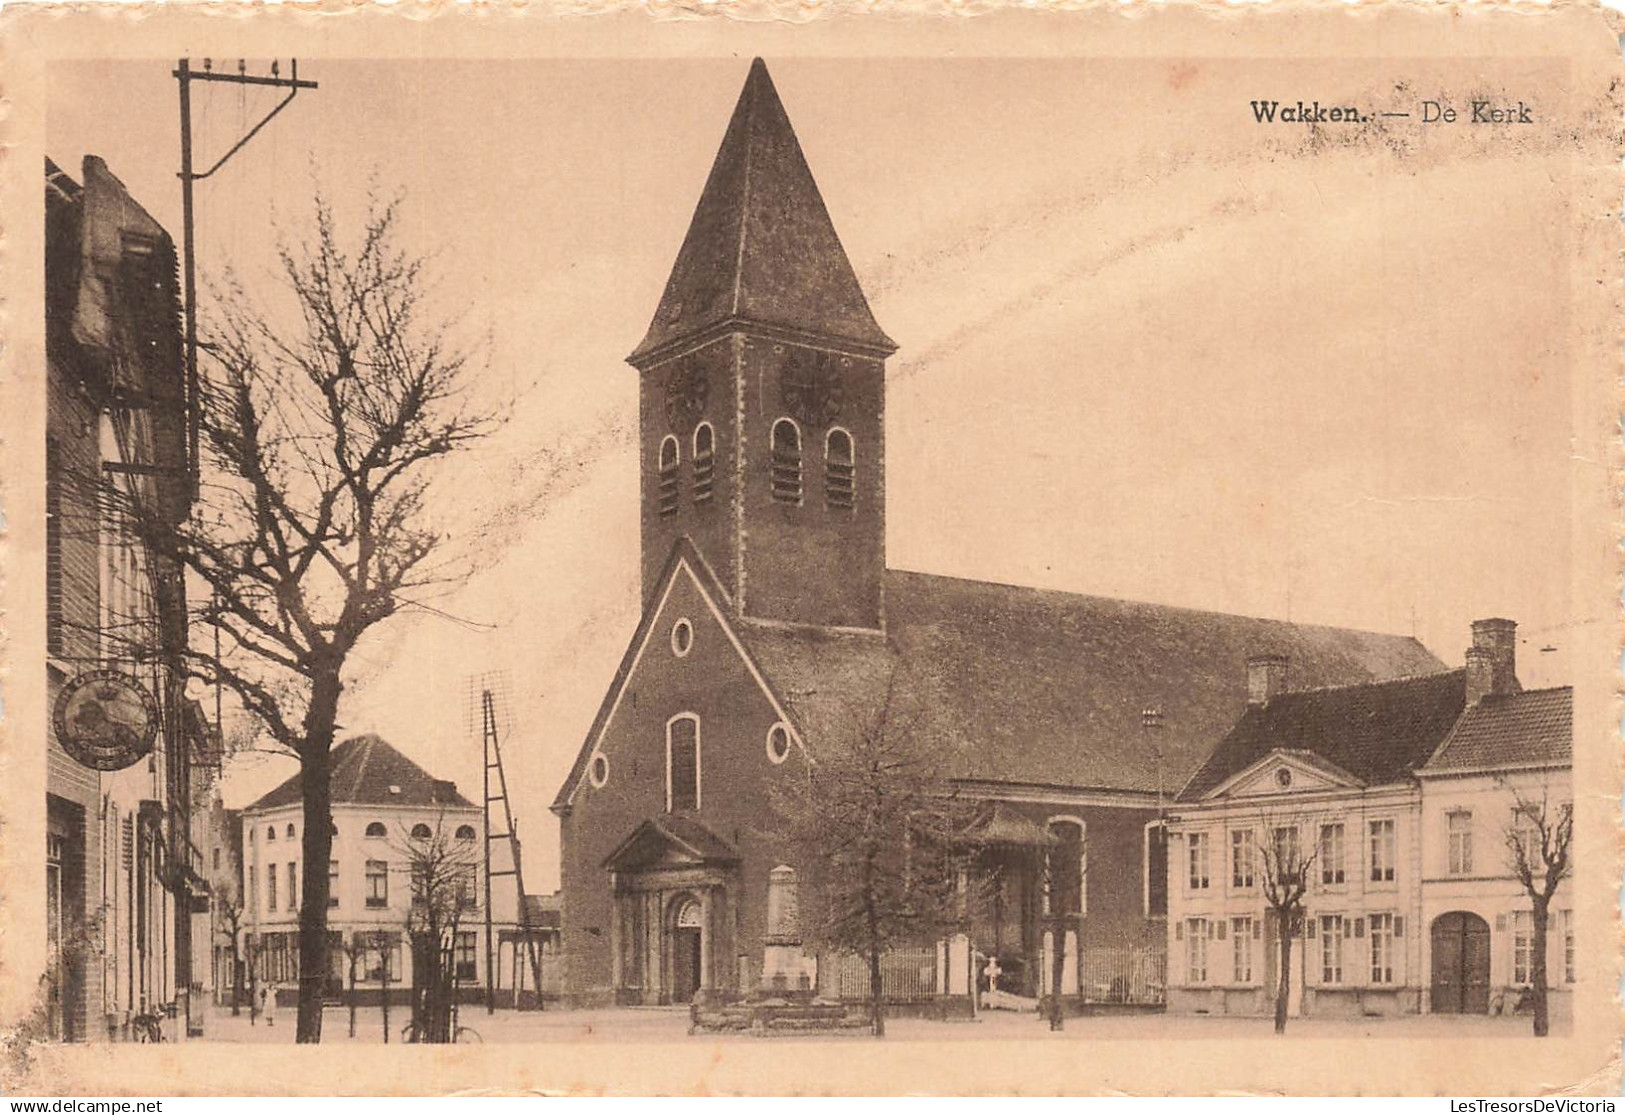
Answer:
[1431,912,1491,1013]
[667,895,704,1004]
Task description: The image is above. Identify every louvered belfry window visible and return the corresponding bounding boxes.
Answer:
[825,428,855,509]
[657,436,680,517]
[770,419,802,504]
[692,423,715,504]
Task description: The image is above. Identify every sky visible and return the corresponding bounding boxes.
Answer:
[48,56,1581,891]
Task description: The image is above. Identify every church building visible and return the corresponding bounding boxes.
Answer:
[551,59,1443,1009]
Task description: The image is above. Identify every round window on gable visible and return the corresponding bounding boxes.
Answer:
[766,722,793,765]
[671,618,694,658]
[1275,767,1293,788]
[589,753,610,788]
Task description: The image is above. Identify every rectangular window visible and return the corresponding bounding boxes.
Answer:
[667,717,700,812]
[1562,909,1574,984]
[1186,918,1208,983]
[329,859,340,909]
[1369,912,1396,984]
[455,931,478,982]
[365,860,388,908]
[1447,811,1474,875]
[1320,915,1344,984]
[1511,809,1543,871]
[1230,830,1255,889]
[287,862,298,911]
[1232,917,1254,983]
[249,866,258,916]
[1272,826,1300,873]
[1368,819,1396,883]
[364,934,401,982]
[1188,832,1210,891]
[267,864,278,912]
[1512,910,1533,985]
[46,438,62,656]
[1319,823,1346,886]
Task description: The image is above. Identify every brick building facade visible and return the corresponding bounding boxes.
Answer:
[551,60,1448,1012]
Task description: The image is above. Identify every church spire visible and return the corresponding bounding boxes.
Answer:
[629,59,896,365]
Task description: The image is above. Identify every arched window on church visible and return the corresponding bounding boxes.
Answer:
[667,714,700,812]
[657,435,681,518]
[825,428,855,510]
[1044,818,1086,918]
[692,422,715,504]
[770,419,802,505]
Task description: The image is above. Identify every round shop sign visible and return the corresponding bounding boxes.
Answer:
[52,669,159,771]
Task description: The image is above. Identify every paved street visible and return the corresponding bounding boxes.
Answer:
[190,1002,1566,1044]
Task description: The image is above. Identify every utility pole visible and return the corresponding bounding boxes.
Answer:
[175,58,317,500]
[171,55,316,1042]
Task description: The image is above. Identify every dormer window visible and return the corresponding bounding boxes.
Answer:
[770,419,802,505]
[825,428,855,509]
[692,423,715,503]
[657,436,681,517]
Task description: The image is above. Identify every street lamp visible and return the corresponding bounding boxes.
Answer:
[1142,707,1165,819]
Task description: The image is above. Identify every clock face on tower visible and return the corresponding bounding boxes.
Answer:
[779,348,845,428]
[663,357,710,426]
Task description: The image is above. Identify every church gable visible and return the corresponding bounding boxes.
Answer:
[552,538,803,814]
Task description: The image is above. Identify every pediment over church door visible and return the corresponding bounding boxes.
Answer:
[602,815,741,873]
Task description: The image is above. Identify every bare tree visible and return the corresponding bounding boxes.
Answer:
[1503,783,1573,1038]
[398,818,479,1043]
[214,895,246,1017]
[339,932,369,1038]
[91,192,499,1042]
[370,930,396,1044]
[772,672,980,1037]
[1256,810,1318,1035]
[1040,822,1082,1031]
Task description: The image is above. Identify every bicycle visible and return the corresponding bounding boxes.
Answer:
[400,1020,482,1044]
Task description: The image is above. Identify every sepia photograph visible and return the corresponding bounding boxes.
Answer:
[0,4,1619,1098]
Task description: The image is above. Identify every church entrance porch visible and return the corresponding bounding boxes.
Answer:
[603,817,739,1006]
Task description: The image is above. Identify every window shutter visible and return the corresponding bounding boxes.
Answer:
[1175,921,1183,940]
[1307,918,1316,939]
[1354,917,1366,939]
[1207,920,1216,939]
[1217,921,1227,941]
[1253,919,1263,940]
[1495,913,1507,932]
[1342,918,1352,938]
[1393,916,1404,938]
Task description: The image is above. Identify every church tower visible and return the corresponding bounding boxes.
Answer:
[630,59,895,632]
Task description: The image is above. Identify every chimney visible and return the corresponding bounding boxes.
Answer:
[1246,654,1290,706]
[1465,618,1519,704]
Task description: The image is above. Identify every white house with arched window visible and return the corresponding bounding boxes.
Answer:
[239,733,487,1007]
